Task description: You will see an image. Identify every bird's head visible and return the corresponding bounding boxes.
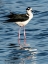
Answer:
[26,7,33,15]
[26,7,32,11]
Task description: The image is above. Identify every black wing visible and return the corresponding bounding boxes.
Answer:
[7,12,29,22]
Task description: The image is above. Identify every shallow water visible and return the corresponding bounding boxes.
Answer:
[0,0,48,64]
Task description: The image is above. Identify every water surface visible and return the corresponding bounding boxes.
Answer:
[0,0,48,64]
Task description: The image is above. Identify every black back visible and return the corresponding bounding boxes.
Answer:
[7,12,29,22]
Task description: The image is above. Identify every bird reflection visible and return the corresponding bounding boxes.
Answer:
[5,44,37,64]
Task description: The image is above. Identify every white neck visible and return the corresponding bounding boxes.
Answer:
[27,10,33,20]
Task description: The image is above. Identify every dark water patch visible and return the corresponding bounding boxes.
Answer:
[36,43,46,47]
[16,6,20,8]
[32,0,39,1]
[42,28,48,32]
[33,35,45,40]
[0,11,7,15]
[0,37,11,42]
[26,33,32,38]
[0,27,3,30]
[44,50,48,52]
[4,37,11,40]
[0,50,5,53]
[41,32,48,37]
[44,1,48,3]
[8,43,16,47]
[33,32,48,40]
[4,1,13,4]
[0,33,6,36]
[33,10,41,15]
[37,52,48,56]
[26,28,39,31]
[4,28,15,33]
[0,33,15,37]
[38,11,48,17]
[5,30,10,33]
[7,43,19,48]
[16,1,23,3]
[37,19,47,24]
[6,32,15,35]
[43,50,48,58]
[36,17,48,25]
[0,49,5,53]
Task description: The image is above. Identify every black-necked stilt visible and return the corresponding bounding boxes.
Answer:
[7,7,33,45]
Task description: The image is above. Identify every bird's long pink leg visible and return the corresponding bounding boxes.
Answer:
[24,27,26,45]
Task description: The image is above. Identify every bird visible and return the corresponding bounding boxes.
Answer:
[7,7,33,45]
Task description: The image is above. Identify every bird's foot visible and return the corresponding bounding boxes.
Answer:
[18,44,23,48]
[24,43,30,47]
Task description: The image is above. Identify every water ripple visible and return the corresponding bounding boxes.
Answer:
[33,32,48,40]
[37,52,48,56]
